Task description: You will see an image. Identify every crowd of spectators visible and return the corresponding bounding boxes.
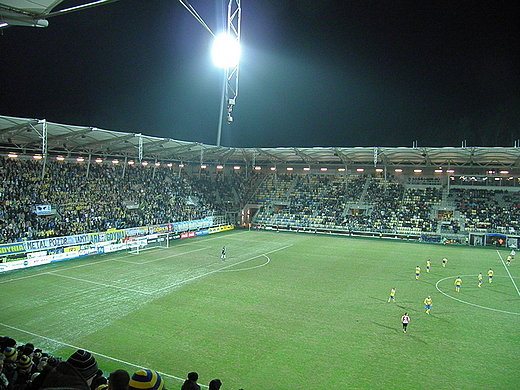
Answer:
[288,175,347,221]
[0,157,273,245]
[449,188,520,232]
[252,173,520,236]
[2,155,520,243]
[0,157,225,244]
[255,175,442,234]
[0,336,235,390]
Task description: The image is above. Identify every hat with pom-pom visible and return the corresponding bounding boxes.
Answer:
[67,350,98,380]
[17,355,33,374]
[3,347,17,362]
[129,369,164,390]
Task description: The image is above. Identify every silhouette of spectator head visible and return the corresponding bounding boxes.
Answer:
[208,379,222,390]
[108,369,130,390]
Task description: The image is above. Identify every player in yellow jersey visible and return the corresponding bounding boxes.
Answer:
[488,268,494,283]
[424,296,432,314]
[454,277,462,292]
[478,273,483,288]
[388,287,396,303]
[506,255,512,266]
[442,257,448,267]
[415,265,421,280]
[426,259,431,273]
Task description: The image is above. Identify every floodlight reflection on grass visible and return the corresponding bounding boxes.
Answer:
[212,33,241,68]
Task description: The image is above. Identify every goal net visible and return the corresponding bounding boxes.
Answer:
[127,233,170,255]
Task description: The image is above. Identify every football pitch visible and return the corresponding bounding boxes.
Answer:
[1,230,519,390]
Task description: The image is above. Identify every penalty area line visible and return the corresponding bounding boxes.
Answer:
[218,254,270,272]
[151,244,293,293]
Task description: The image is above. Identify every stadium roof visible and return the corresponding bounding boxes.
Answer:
[0,0,119,28]
[1,115,520,170]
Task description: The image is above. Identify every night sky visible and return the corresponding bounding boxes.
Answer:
[1,0,518,147]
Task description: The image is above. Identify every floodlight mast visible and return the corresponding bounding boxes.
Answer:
[216,0,241,147]
[178,0,241,147]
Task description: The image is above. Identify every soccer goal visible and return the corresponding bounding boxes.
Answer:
[127,233,170,254]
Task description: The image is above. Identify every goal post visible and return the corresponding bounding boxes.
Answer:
[127,233,170,255]
[146,232,170,249]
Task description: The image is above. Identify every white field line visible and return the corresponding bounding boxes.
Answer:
[0,241,290,296]
[0,231,278,389]
[115,246,211,265]
[496,250,520,297]
[2,244,264,295]
[218,254,270,272]
[435,275,520,316]
[0,257,115,285]
[151,244,293,294]
[0,323,203,388]
[41,245,213,294]
[0,230,249,284]
[140,246,211,264]
[0,232,258,284]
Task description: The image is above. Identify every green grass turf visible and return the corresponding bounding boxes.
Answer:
[1,230,519,389]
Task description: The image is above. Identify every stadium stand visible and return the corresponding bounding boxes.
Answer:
[1,154,520,247]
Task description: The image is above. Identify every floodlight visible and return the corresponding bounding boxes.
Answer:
[212,33,241,68]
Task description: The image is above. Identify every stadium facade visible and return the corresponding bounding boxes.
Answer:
[1,115,519,254]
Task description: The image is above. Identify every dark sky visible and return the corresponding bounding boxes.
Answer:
[1,0,519,147]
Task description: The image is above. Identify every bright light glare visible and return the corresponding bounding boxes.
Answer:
[212,33,241,68]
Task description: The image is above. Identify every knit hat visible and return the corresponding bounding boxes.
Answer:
[67,350,98,380]
[129,369,164,390]
[3,347,18,362]
[17,355,33,374]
